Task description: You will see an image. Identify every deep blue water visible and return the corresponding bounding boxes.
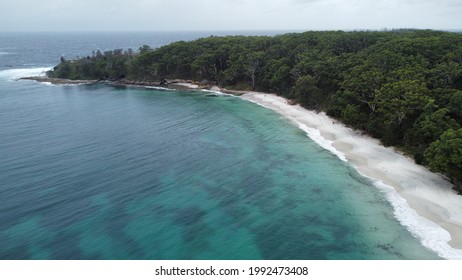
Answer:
[0,32,439,259]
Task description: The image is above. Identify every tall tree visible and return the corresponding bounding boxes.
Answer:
[425,128,462,193]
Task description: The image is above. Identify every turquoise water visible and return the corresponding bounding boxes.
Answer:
[0,82,438,259]
[0,32,439,259]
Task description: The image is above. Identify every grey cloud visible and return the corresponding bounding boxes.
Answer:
[290,0,324,4]
[0,0,461,31]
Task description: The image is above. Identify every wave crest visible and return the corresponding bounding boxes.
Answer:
[0,67,52,81]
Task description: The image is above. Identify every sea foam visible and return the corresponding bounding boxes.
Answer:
[290,111,462,259]
[145,86,176,91]
[200,89,235,97]
[243,94,462,260]
[295,121,348,162]
[293,116,462,260]
[0,67,52,81]
[243,98,347,162]
[374,180,462,259]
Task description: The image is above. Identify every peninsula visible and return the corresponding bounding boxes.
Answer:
[46,30,462,194]
[36,29,462,259]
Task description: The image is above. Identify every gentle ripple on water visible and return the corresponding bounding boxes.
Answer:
[0,32,442,260]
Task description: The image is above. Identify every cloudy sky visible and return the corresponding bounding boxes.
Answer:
[1,0,461,32]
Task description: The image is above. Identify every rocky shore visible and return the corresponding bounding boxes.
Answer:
[20,76,98,85]
[21,75,254,96]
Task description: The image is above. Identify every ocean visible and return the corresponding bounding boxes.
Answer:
[0,32,440,259]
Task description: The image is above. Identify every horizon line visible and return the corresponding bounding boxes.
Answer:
[1,28,461,33]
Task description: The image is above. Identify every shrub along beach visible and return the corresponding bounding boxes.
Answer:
[44,30,462,257]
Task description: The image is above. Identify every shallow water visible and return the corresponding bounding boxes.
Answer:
[0,32,439,259]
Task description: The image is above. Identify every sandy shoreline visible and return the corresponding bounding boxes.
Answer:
[18,74,462,258]
[239,92,462,259]
[131,80,462,257]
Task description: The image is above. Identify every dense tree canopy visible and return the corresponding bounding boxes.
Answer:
[425,129,462,193]
[49,30,462,193]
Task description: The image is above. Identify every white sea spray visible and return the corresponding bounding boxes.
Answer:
[0,67,52,81]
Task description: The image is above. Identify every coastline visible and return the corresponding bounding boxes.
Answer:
[20,76,213,89]
[19,75,462,258]
[239,92,462,259]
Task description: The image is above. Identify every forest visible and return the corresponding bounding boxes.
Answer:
[49,30,462,193]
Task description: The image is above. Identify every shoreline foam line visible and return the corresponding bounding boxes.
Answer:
[240,92,462,260]
[244,97,348,162]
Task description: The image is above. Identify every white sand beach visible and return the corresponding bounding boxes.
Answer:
[240,92,462,259]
